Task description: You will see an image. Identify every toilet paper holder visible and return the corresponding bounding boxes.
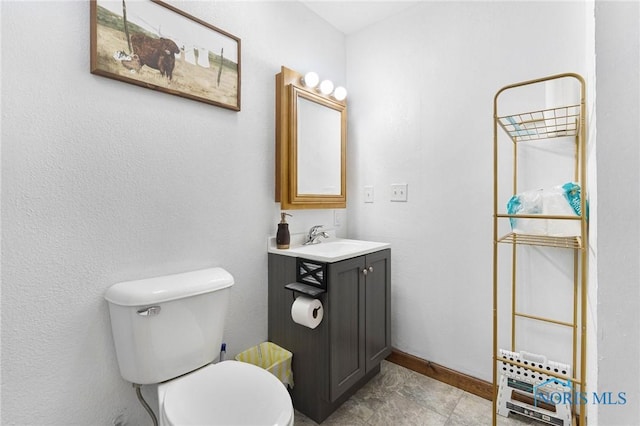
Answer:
[285,282,324,324]
[296,258,327,290]
[285,281,325,298]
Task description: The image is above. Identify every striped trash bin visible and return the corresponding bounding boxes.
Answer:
[235,342,294,388]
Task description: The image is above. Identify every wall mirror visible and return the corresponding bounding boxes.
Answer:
[275,66,347,209]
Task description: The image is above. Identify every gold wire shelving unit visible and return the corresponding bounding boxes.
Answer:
[492,73,587,426]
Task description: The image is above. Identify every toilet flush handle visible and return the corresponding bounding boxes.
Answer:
[137,306,161,316]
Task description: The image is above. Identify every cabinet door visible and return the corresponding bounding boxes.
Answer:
[365,249,391,372]
[328,256,365,401]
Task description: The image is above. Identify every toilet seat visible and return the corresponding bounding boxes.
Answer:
[159,361,294,426]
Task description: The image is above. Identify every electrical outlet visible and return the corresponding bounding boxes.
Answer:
[334,209,343,227]
[390,183,408,202]
[364,186,374,203]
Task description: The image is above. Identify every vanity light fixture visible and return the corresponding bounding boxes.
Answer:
[319,79,334,95]
[333,86,347,101]
[301,72,319,89]
[300,71,347,100]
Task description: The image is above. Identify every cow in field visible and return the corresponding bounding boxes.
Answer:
[130,33,180,81]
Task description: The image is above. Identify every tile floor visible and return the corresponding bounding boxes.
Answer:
[294,360,547,425]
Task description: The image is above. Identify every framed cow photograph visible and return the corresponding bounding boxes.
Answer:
[90,0,241,111]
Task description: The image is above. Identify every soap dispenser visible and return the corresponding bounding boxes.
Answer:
[276,212,292,249]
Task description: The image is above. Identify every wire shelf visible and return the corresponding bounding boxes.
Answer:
[497,105,580,142]
[497,232,583,249]
[493,74,588,426]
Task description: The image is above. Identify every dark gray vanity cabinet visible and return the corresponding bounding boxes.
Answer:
[363,249,392,370]
[328,249,391,401]
[268,248,391,424]
[327,255,365,401]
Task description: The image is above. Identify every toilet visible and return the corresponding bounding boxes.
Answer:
[104,267,294,426]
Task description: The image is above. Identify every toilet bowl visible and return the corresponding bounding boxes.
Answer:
[158,361,293,426]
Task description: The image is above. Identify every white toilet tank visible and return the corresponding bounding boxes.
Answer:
[104,268,234,385]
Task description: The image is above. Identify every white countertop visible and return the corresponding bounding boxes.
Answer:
[267,233,390,263]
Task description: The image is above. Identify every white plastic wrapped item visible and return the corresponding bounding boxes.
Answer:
[506,188,546,235]
[507,182,583,237]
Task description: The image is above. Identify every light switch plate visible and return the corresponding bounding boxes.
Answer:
[334,209,343,226]
[391,183,408,202]
[364,186,374,203]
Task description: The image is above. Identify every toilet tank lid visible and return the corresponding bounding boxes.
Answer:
[104,267,234,306]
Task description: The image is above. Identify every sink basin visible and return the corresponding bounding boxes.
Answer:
[268,237,390,263]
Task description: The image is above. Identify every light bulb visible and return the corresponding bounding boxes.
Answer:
[333,86,347,101]
[319,79,334,95]
[301,72,319,89]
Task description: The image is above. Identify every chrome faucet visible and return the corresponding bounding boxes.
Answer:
[303,225,329,245]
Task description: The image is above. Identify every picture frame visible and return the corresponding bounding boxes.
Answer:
[90,0,241,111]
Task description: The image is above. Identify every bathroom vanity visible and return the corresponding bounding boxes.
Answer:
[268,239,391,423]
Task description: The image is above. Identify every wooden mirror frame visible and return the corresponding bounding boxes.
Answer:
[275,66,347,209]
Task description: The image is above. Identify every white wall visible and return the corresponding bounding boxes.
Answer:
[594,1,640,424]
[346,1,588,381]
[584,0,598,424]
[345,2,640,425]
[0,1,345,424]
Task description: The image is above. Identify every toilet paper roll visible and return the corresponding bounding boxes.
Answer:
[291,296,323,329]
